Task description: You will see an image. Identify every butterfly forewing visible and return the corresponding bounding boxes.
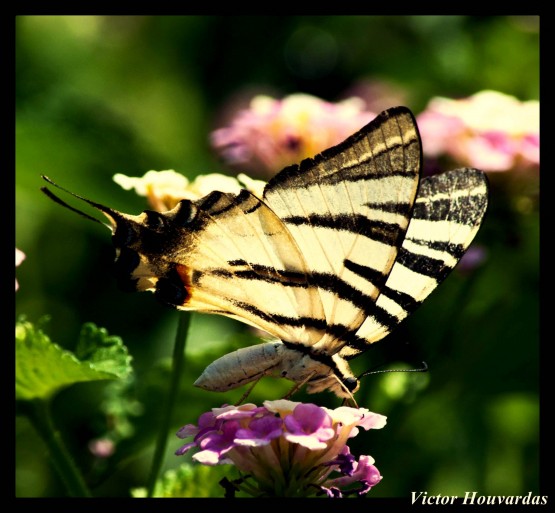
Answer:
[175,189,327,343]
[263,107,421,351]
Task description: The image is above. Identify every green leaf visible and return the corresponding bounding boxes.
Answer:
[16,319,133,401]
[131,464,231,498]
[74,322,133,377]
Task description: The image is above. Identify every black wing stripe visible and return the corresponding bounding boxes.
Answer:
[395,248,446,280]
[364,201,414,215]
[341,284,423,354]
[197,189,261,217]
[380,285,422,314]
[405,239,468,259]
[282,213,406,246]
[395,243,469,280]
[232,302,363,344]
[213,267,309,288]
[411,195,486,224]
[206,267,379,313]
[291,164,419,188]
[344,259,386,288]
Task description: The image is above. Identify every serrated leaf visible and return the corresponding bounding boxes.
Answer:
[130,464,231,498]
[75,322,133,377]
[16,319,133,401]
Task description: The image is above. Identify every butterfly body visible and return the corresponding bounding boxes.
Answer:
[194,340,358,398]
[42,106,489,400]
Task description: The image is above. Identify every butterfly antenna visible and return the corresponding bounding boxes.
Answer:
[41,175,122,227]
[358,361,428,379]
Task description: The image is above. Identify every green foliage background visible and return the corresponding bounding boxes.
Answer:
[15,15,540,498]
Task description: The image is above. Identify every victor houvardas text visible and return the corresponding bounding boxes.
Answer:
[412,491,547,505]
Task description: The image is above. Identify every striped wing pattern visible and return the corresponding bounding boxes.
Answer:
[339,167,489,360]
[181,107,421,349]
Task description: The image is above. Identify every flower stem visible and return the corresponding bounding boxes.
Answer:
[25,398,92,497]
[146,312,191,497]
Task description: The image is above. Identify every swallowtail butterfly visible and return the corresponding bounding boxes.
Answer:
[42,106,488,400]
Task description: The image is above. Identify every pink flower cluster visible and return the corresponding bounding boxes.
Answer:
[210,93,376,176]
[176,400,386,498]
[417,90,539,172]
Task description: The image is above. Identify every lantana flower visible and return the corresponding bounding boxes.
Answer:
[113,170,266,211]
[16,248,25,291]
[210,93,376,176]
[175,400,385,498]
[417,90,539,172]
[88,438,116,458]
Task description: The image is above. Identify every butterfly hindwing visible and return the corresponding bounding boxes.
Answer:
[262,106,421,351]
[340,167,489,360]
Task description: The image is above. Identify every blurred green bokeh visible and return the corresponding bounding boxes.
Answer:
[15,15,539,498]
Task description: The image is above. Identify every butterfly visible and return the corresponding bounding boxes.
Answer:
[42,106,488,401]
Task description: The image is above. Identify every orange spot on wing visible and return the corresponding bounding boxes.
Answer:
[175,263,193,301]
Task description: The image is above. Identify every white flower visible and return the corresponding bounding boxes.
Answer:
[113,170,267,211]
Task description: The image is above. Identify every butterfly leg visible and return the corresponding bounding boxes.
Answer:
[341,395,358,408]
[282,370,318,400]
[234,376,263,406]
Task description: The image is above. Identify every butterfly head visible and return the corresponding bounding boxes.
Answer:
[302,360,360,400]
